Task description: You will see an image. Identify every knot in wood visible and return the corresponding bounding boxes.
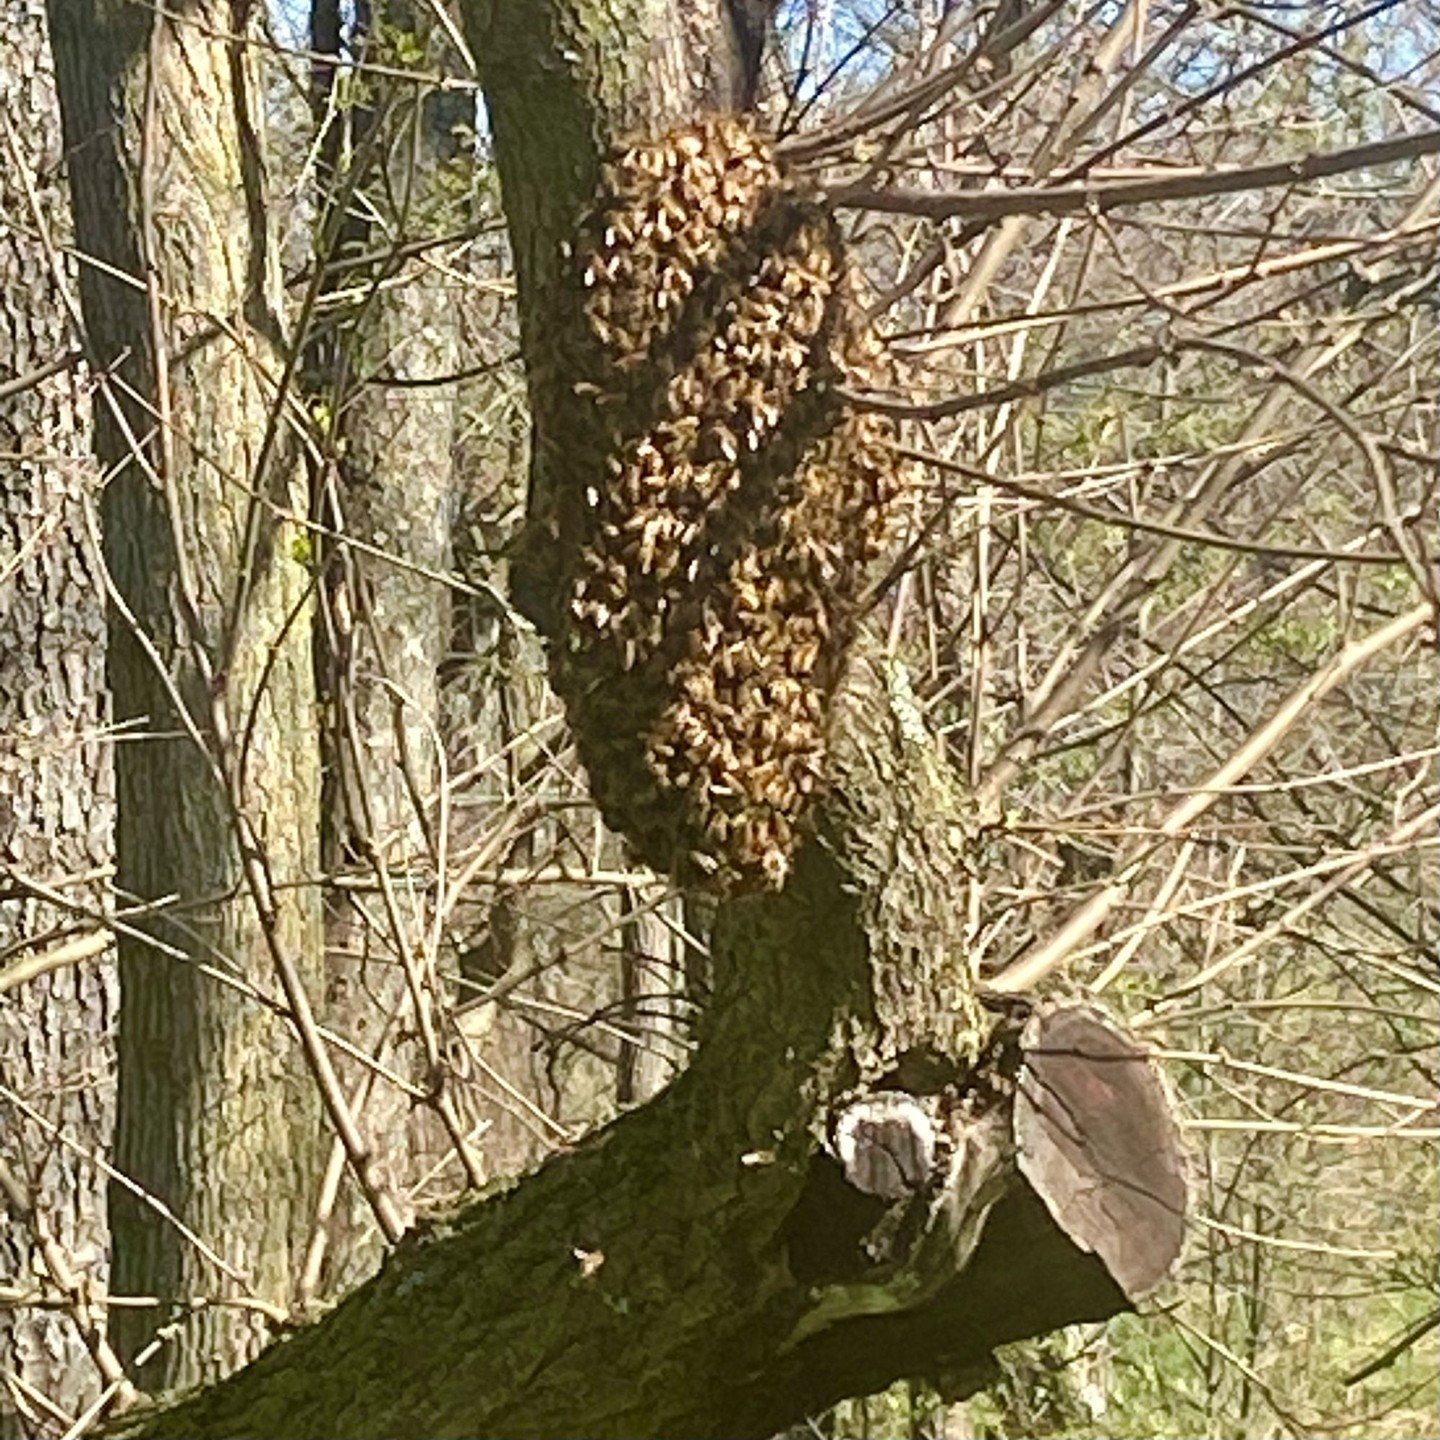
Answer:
[830,1093,937,1202]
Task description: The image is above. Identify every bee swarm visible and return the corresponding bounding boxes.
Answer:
[556,116,904,893]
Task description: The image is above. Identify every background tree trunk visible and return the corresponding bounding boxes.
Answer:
[304,0,471,1290]
[0,7,114,1432]
[45,0,325,1391]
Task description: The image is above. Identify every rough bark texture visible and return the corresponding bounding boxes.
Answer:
[96,656,1184,1440]
[92,3,1185,1434]
[101,957,1181,1438]
[0,6,115,1432]
[45,0,325,1391]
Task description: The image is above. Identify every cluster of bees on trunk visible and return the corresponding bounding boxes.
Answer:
[555,116,904,892]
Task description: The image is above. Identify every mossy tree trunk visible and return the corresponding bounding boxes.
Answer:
[105,683,1181,1437]
[46,0,325,1392]
[100,4,1184,1435]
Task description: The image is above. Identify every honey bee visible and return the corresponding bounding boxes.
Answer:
[557,116,904,893]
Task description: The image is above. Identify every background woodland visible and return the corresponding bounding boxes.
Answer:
[1,1,1437,1436]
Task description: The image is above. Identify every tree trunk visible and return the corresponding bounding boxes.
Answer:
[101,670,1184,1439]
[308,0,464,868]
[45,0,325,1391]
[616,885,690,1105]
[96,3,1186,1433]
[304,0,470,1287]
[0,9,115,1433]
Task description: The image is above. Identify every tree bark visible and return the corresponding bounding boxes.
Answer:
[0,10,114,1433]
[304,0,471,1285]
[103,952,1182,1438]
[98,660,1185,1440]
[45,0,325,1391]
[308,0,464,868]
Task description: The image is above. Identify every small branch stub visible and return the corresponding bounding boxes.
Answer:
[778,1004,1187,1420]
[831,1094,937,1201]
